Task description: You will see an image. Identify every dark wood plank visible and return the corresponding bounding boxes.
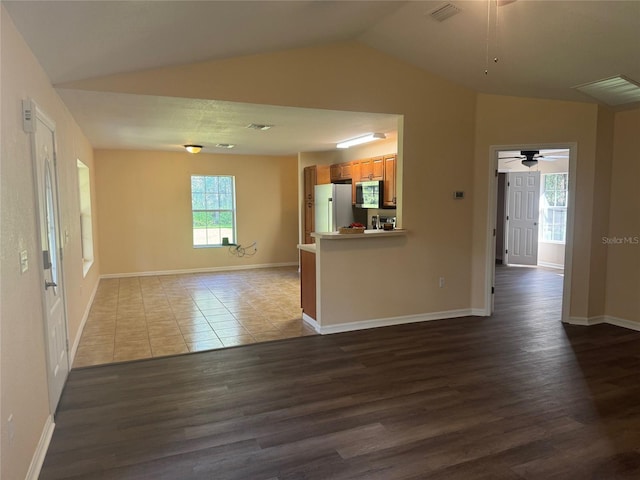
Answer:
[40,266,640,479]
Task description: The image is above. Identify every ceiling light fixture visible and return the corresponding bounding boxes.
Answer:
[184,144,202,154]
[574,75,640,106]
[336,133,386,149]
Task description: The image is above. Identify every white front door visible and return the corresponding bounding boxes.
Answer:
[506,171,540,266]
[29,101,69,412]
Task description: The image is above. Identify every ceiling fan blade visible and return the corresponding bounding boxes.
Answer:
[499,156,524,160]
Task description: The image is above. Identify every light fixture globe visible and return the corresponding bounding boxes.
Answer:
[184,144,202,154]
[522,158,538,168]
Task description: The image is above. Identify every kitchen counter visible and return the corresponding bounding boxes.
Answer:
[311,229,406,240]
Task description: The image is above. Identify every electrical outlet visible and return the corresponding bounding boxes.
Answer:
[439,276,445,288]
[7,414,15,446]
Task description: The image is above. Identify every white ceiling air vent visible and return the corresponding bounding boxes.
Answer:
[246,123,273,131]
[574,75,640,106]
[215,143,235,149]
[428,2,461,22]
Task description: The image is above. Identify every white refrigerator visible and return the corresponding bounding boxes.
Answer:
[314,184,354,233]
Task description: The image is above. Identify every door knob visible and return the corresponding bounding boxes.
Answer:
[45,281,57,289]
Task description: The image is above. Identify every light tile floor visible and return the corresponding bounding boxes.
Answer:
[73,266,316,368]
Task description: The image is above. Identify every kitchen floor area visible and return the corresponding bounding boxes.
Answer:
[73,266,316,368]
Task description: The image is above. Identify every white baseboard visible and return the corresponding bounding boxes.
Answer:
[318,309,476,335]
[100,262,298,279]
[470,308,489,317]
[565,316,604,326]
[69,278,100,366]
[604,315,640,331]
[564,315,639,331]
[537,261,564,270]
[302,313,320,332]
[26,415,55,480]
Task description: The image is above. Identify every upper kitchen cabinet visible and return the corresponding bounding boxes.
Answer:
[383,154,397,207]
[358,157,384,181]
[330,162,352,182]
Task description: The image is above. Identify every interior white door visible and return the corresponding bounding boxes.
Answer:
[506,171,540,266]
[30,102,69,412]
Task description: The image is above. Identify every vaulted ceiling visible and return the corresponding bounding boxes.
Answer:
[3,1,639,154]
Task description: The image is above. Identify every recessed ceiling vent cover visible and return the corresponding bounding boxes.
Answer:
[428,2,461,22]
[574,75,640,106]
[247,123,273,131]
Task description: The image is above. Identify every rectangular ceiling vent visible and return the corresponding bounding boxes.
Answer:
[246,123,273,131]
[429,3,461,22]
[574,75,640,106]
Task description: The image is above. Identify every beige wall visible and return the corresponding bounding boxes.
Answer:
[606,108,640,323]
[472,94,602,319]
[0,7,100,479]
[95,150,298,275]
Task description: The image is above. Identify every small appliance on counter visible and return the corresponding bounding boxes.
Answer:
[379,215,396,230]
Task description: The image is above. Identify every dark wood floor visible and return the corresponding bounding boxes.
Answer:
[40,266,640,479]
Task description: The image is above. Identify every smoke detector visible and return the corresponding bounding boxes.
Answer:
[428,3,461,22]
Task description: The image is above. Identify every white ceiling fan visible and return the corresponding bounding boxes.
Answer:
[500,150,567,168]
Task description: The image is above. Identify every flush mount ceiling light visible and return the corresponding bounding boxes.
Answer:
[574,75,640,106]
[184,144,202,154]
[336,133,386,149]
[215,143,235,149]
[246,123,273,131]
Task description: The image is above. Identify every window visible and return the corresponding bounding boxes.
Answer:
[77,160,94,276]
[540,173,568,243]
[191,175,236,247]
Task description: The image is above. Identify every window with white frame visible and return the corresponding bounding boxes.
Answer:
[191,175,236,247]
[77,160,94,276]
[540,173,568,243]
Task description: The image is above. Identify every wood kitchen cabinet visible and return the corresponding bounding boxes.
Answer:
[300,249,316,320]
[358,158,372,181]
[330,162,352,182]
[383,154,397,207]
[372,156,384,180]
[358,157,383,181]
[351,161,361,204]
[303,167,316,244]
[303,165,331,244]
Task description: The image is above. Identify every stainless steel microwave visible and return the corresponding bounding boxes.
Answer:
[355,180,383,208]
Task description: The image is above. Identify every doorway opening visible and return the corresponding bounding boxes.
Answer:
[486,144,577,322]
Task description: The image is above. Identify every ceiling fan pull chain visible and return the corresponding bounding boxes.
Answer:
[485,0,491,75]
[494,0,500,64]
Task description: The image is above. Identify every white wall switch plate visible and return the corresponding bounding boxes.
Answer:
[20,250,28,273]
